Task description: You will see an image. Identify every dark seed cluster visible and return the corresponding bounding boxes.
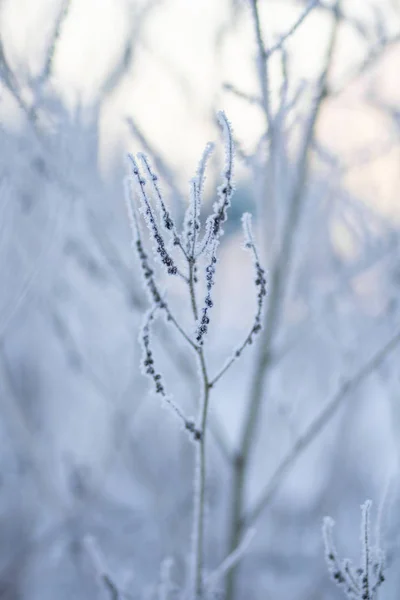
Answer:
[151,220,178,275]
[140,154,175,233]
[185,419,203,442]
[252,260,267,338]
[140,311,202,443]
[151,171,174,232]
[141,313,165,396]
[196,255,217,345]
[185,217,200,252]
[130,157,178,276]
[184,180,201,258]
[135,239,165,308]
[211,180,233,239]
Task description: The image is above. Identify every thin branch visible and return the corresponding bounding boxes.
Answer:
[126,117,183,204]
[100,0,163,100]
[84,536,130,600]
[326,32,400,98]
[190,258,211,599]
[190,113,237,598]
[245,329,400,526]
[86,209,145,311]
[210,214,266,387]
[102,575,123,600]
[245,0,342,505]
[224,4,342,598]
[38,0,72,86]
[139,152,189,265]
[206,528,256,590]
[0,38,33,122]
[155,312,232,462]
[249,0,273,129]
[125,174,198,351]
[264,0,320,59]
[223,82,261,106]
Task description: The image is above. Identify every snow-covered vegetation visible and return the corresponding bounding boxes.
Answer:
[0,0,400,598]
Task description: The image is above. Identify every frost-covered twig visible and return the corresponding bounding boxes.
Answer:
[140,308,202,442]
[128,155,179,276]
[195,112,235,348]
[322,501,385,599]
[184,179,202,260]
[139,152,188,264]
[195,249,217,347]
[125,112,265,600]
[197,111,235,259]
[124,176,197,351]
[184,142,214,261]
[210,214,266,387]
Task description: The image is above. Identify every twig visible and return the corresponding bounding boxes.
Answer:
[224,4,342,599]
[38,0,72,86]
[249,0,273,130]
[102,575,122,600]
[210,214,266,387]
[126,117,183,205]
[0,38,33,120]
[223,82,261,106]
[206,528,256,590]
[326,32,400,98]
[264,0,320,59]
[84,536,130,600]
[245,329,400,526]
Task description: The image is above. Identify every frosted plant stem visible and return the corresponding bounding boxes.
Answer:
[189,260,211,599]
[225,3,342,599]
[192,353,210,599]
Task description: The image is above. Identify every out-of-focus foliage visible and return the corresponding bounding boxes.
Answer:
[0,1,399,599]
